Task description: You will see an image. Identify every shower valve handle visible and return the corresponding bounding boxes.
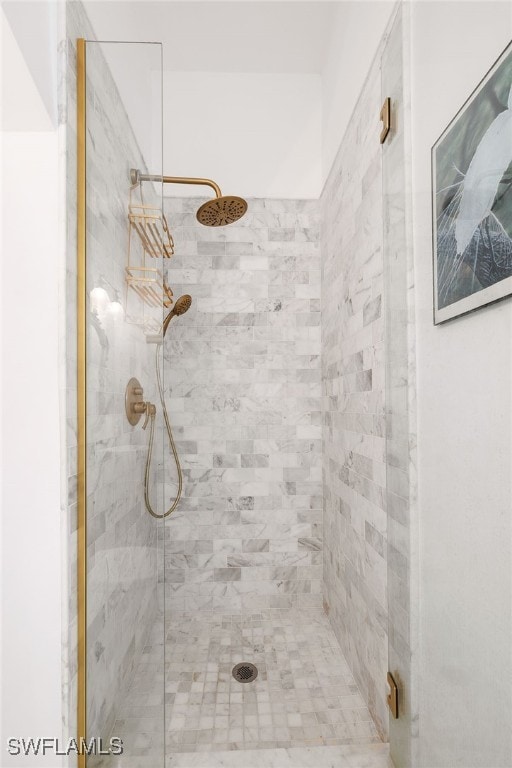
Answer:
[142,402,156,431]
[131,400,156,430]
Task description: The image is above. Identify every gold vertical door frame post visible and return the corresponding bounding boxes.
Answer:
[76,37,87,768]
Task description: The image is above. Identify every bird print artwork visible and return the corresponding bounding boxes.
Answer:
[433,42,512,323]
[455,84,512,257]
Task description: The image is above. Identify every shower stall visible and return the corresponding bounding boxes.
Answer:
[69,3,413,766]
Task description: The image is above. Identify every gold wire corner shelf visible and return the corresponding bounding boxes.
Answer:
[128,203,174,259]
[125,180,175,331]
[125,266,173,307]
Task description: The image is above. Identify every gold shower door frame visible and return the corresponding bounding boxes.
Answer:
[76,37,167,766]
[76,36,87,768]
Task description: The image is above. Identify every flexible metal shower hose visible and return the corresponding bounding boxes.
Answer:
[143,343,183,518]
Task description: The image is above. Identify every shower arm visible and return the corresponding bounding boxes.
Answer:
[130,168,222,199]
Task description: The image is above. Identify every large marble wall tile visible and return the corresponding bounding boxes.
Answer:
[161,198,323,613]
[320,41,389,740]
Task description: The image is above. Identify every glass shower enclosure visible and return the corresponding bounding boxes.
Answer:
[77,38,168,766]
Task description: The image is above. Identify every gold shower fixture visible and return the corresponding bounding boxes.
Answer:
[130,168,248,226]
[125,297,192,520]
[162,294,192,337]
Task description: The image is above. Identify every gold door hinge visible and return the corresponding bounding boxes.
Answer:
[380,97,391,144]
[387,672,399,719]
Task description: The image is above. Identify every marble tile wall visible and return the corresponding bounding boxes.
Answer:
[320,46,389,738]
[63,2,162,748]
[160,197,323,613]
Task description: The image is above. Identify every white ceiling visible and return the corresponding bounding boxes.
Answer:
[83,1,340,74]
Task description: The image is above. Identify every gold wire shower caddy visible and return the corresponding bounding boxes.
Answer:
[125,180,175,332]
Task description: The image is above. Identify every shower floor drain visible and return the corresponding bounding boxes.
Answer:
[232,662,258,683]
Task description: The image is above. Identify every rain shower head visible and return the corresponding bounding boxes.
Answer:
[162,294,192,337]
[196,196,248,227]
[130,169,248,227]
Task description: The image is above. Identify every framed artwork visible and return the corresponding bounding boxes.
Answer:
[432,40,512,324]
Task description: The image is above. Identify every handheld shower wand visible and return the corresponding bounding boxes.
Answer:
[142,295,192,519]
[162,294,192,337]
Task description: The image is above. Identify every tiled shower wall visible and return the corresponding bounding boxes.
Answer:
[161,198,323,613]
[64,2,160,745]
[321,47,389,738]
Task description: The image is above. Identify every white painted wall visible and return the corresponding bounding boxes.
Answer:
[163,70,322,198]
[86,1,330,199]
[411,3,512,766]
[156,2,395,199]
[87,1,394,199]
[162,1,394,199]
[321,0,395,181]
[2,0,60,128]
[0,7,65,766]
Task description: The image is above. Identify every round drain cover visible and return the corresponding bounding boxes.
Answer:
[232,662,258,683]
